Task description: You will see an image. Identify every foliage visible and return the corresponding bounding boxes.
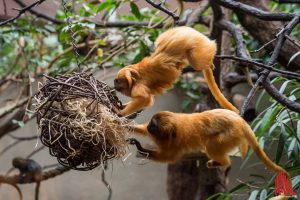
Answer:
[0,0,164,79]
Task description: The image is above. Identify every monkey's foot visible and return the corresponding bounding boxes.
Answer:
[206,160,222,168]
[125,110,143,119]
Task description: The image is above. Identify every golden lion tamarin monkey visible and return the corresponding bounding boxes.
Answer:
[114,26,239,116]
[130,109,285,174]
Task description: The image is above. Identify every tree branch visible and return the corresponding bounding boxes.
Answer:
[210,5,300,114]
[13,0,63,24]
[223,72,299,88]
[93,20,187,28]
[213,0,298,21]
[278,0,300,3]
[216,55,300,78]
[245,16,300,114]
[0,0,47,26]
[145,0,180,24]
[0,166,70,185]
[263,78,300,113]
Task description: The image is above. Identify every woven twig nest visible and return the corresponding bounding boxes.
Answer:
[34,73,132,171]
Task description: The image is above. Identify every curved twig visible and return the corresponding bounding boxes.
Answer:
[213,0,298,21]
[0,0,46,26]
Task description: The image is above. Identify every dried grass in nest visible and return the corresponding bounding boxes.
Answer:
[33,73,133,171]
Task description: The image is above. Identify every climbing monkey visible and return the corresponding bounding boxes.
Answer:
[114,26,239,117]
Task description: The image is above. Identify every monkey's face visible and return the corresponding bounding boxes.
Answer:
[114,66,139,97]
[147,112,177,142]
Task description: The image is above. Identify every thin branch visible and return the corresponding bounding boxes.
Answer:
[211,8,300,115]
[186,2,210,27]
[213,0,298,21]
[46,40,100,70]
[13,0,64,24]
[264,77,300,113]
[26,146,45,159]
[278,0,300,3]
[9,134,38,141]
[2,0,7,17]
[245,16,300,114]
[97,39,138,69]
[216,55,300,78]
[285,35,300,49]
[93,20,186,28]
[214,19,248,58]
[0,97,28,119]
[145,0,180,24]
[0,140,22,157]
[0,0,46,26]
[223,72,299,88]
[250,38,277,53]
[0,166,70,185]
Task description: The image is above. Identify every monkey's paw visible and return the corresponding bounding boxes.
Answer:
[206,160,221,168]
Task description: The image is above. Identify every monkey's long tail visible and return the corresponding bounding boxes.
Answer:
[202,69,239,113]
[243,124,286,174]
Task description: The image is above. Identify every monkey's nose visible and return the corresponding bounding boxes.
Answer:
[114,79,121,91]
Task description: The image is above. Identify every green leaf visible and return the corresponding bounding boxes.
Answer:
[181,99,191,111]
[78,8,86,17]
[275,130,285,164]
[259,189,267,200]
[97,2,109,12]
[130,2,142,20]
[257,106,281,137]
[279,80,291,94]
[292,175,300,187]
[229,183,247,193]
[259,136,265,150]
[12,119,25,128]
[248,190,259,200]
[288,138,297,158]
[206,193,224,200]
[288,51,300,66]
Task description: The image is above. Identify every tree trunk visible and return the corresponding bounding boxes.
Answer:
[167,158,228,200]
[236,0,300,71]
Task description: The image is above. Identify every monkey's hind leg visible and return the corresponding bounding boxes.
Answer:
[187,42,216,71]
[206,154,231,169]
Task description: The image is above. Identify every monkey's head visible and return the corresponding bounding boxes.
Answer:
[147,111,177,144]
[114,66,139,97]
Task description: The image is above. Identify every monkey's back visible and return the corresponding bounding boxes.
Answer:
[154,26,216,58]
[173,109,248,154]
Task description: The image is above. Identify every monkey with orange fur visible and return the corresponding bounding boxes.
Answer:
[130,109,285,174]
[114,26,239,117]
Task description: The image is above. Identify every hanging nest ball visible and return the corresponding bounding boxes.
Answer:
[34,73,132,171]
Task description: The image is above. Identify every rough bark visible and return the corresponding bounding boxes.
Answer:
[236,0,300,71]
[167,158,228,200]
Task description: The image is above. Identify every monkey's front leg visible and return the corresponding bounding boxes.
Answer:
[129,139,174,162]
[121,96,153,117]
[132,123,149,136]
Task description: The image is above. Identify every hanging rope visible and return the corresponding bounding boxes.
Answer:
[61,0,82,72]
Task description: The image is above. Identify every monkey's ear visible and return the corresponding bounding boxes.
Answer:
[125,70,133,90]
[125,69,139,90]
[129,69,139,81]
